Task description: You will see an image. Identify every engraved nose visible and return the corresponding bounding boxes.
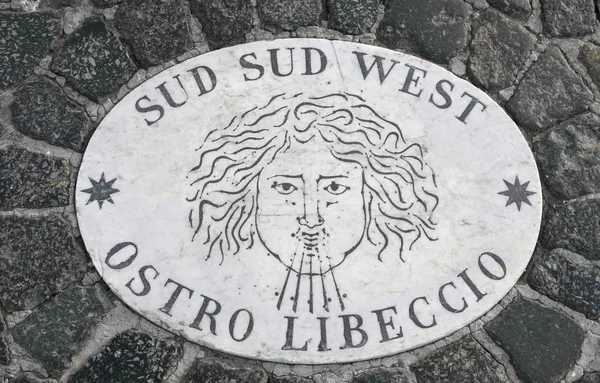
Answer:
[297,214,324,228]
[298,185,323,228]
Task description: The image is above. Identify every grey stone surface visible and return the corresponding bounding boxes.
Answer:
[534,113,600,199]
[354,367,409,383]
[0,308,9,366]
[485,297,585,383]
[52,18,136,102]
[181,358,268,383]
[0,146,70,210]
[541,0,595,37]
[114,0,192,67]
[0,12,62,88]
[0,215,87,311]
[271,376,312,383]
[11,77,92,151]
[581,374,600,383]
[90,0,121,7]
[328,0,379,35]
[529,249,600,319]
[12,286,112,374]
[541,199,599,261]
[506,47,593,134]
[257,0,322,31]
[9,373,58,383]
[486,0,531,20]
[190,0,253,48]
[69,331,182,383]
[411,336,509,383]
[579,43,600,87]
[468,9,536,91]
[377,0,470,63]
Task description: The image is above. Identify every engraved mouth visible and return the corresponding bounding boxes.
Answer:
[300,231,319,248]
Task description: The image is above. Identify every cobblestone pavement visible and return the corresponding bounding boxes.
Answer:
[0,0,599,382]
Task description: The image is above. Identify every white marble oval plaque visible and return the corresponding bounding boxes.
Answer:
[76,39,542,364]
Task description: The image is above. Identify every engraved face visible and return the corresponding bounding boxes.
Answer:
[256,139,365,275]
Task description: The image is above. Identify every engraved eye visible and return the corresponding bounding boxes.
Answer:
[324,181,349,195]
[272,182,298,195]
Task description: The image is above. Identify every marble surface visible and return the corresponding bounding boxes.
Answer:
[76,39,542,364]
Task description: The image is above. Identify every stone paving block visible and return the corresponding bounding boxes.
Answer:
[190,0,253,48]
[534,113,600,199]
[9,373,58,383]
[353,367,409,383]
[0,308,9,366]
[485,297,585,383]
[411,336,510,383]
[529,249,600,319]
[486,0,531,20]
[377,0,470,63]
[69,331,182,383]
[12,286,112,374]
[257,0,322,31]
[0,215,87,311]
[506,46,592,134]
[542,199,599,261]
[0,12,62,88]
[114,0,192,67]
[271,376,313,383]
[579,43,600,87]
[328,0,379,35]
[541,0,595,37]
[0,146,70,210]
[181,358,268,383]
[90,0,121,8]
[11,77,92,151]
[52,18,136,102]
[468,9,536,91]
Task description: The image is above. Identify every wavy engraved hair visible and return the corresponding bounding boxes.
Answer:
[187,92,439,265]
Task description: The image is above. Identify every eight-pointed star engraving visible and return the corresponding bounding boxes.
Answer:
[498,176,536,211]
[81,173,120,209]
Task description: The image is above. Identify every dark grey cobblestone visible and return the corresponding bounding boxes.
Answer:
[579,43,600,88]
[541,0,596,37]
[9,373,58,383]
[534,113,600,200]
[0,146,70,210]
[0,12,62,88]
[354,367,409,383]
[529,249,600,319]
[468,9,536,91]
[90,0,122,8]
[114,0,192,67]
[411,336,510,383]
[328,0,379,35]
[190,0,253,49]
[271,376,313,383]
[0,308,9,366]
[52,17,137,101]
[181,358,268,383]
[69,330,182,383]
[485,297,585,383]
[257,0,322,31]
[377,0,470,63]
[506,46,593,134]
[486,0,531,20]
[541,199,599,262]
[0,215,87,312]
[581,374,600,383]
[11,77,92,151]
[12,286,113,375]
